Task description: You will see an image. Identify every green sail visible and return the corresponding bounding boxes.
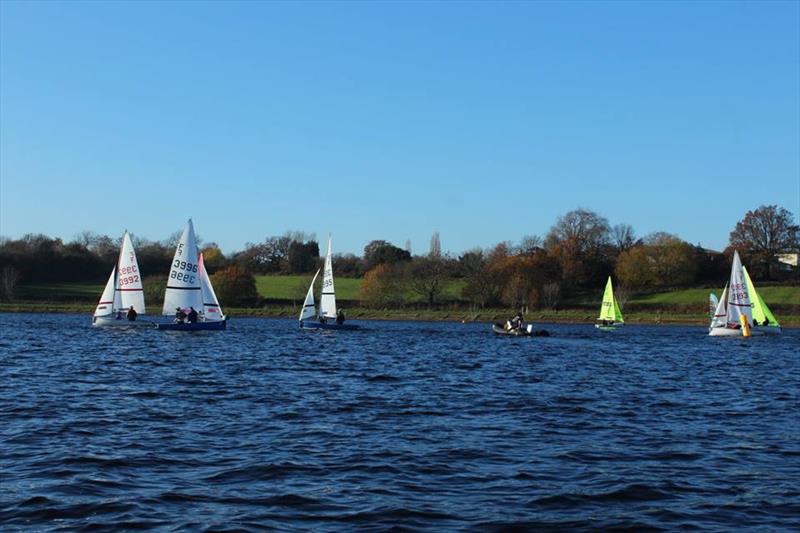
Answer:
[598,277,624,323]
[743,266,780,327]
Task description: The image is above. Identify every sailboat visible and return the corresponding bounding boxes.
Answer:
[155,219,227,331]
[708,250,759,337]
[298,235,359,330]
[92,231,148,327]
[743,265,781,335]
[595,276,624,330]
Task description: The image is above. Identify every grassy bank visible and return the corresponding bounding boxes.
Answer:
[5,278,797,326]
[3,300,798,327]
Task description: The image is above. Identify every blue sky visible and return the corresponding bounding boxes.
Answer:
[1,0,798,255]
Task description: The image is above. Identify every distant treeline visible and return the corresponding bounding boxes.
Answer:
[1,205,797,309]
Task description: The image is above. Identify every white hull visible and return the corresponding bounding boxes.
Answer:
[595,322,624,330]
[92,315,152,328]
[708,327,765,337]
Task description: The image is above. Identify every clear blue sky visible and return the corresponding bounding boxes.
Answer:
[1,0,798,256]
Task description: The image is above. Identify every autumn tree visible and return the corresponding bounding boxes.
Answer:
[545,208,611,288]
[729,205,799,279]
[200,243,226,273]
[210,265,259,306]
[360,264,405,308]
[615,233,696,288]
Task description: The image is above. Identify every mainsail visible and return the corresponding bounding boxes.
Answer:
[198,253,224,321]
[743,266,779,327]
[725,250,752,327]
[299,269,321,321]
[598,277,624,323]
[319,236,337,319]
[117,232,145,313]
[162,219,203,315]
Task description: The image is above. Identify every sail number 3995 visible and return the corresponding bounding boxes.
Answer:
[170,259,198,283]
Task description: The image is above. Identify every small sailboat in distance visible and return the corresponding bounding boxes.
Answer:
[155,219,227,331]
[743,265,781,335]
[92,231,148,327]
[595,276,624,330]
[709,250,758,337]
[299,235,359,330]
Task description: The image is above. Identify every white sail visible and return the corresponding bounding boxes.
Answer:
[319,236,337,319]
[162,219,203,315]
[299,269,321,321]
[709,284,728,329]
[708,293,719,319]
[94,266,118,317]
[725,250,753,327]
[198,253,224,321]
[116,232,145,314]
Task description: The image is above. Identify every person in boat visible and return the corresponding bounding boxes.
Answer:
[126,306,137,321]
[319,315,327,324]
[175,307,187,324]
[336,309,346,325]
[116,310,123,320]
[187,307,199,323]
[509,312,524,331]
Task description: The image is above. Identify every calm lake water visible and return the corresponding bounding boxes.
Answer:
[1,313,799,531]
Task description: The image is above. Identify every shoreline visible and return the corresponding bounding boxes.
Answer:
[2,301,797,327]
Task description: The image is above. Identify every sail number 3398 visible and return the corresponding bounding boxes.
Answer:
[170,259,198,283]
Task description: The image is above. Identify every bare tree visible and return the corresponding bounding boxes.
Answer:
[406,257,446,306]
[1,265,21,300]
[611,223,636,252]
[541,282,561,309]
[429,232,441,258]
[729,205,799,279]
[519,234,543,254]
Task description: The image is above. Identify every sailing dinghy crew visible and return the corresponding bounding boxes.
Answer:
[126,306,137,321]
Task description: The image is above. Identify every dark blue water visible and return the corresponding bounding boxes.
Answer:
[1,313,799,531]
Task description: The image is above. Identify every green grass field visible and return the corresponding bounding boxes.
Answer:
[12,277,798,311]
[16,282,104,301]
[254,275,467,302]
[629,285,800,305]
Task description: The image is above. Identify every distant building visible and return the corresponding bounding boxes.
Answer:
[776,253,799,270]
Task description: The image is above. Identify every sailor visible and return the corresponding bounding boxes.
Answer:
[509,312,524,330]
[336,309,346,325]
[126,305,137,321]
[187,307,199,323]
[175,307,187,324]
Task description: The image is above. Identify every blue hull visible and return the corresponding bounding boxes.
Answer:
[155,320,227,331]
[300,320,360,331]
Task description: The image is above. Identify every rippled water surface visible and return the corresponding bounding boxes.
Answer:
[1,313,799,531]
